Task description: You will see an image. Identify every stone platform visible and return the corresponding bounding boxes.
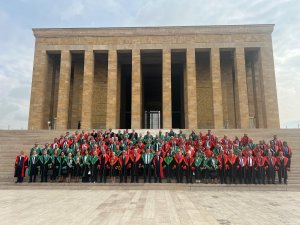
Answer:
[1,188,299,225]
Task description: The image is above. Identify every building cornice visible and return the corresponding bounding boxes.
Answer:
[32,24,274,38]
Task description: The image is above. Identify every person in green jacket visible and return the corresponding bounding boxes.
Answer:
[204,154,218,184]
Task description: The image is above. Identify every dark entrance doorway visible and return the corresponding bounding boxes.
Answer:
[119,52,132,129]
[141,51,162,129]
[171,51,185,128]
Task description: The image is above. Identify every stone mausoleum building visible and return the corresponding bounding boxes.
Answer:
[28,25,280,130]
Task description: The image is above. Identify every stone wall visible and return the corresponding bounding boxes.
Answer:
[220,51,237,128]
[92,54,108,129]
[196,51,214,128]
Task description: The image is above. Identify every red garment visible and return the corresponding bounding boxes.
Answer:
[153,156,164,178]
[204,149,213,158]
[119,155,130,167]
[183,156,195,167]
[129,152,141,163]
[241,136,252,146]
[255,156,266,168]
[217,154,228,169]
[173,154,184,165]
[227,154,237,165]
[265,156,277,167]
[276,156,289,167]
[15,154,28,177]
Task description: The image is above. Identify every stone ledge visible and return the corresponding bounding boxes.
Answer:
[33,24,274,38]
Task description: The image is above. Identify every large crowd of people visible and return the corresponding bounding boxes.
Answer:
[14,129,292,185]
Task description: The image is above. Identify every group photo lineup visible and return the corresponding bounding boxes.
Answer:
[15,129,291,185]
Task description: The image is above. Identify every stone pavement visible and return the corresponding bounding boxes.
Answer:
[1,189,299,225]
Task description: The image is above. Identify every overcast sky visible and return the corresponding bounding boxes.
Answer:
[0,0,299,129]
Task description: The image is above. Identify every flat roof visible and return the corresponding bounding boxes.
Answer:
[33,24,274,38]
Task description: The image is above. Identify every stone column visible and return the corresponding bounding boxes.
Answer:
[56,50,71,130]
[81,50,94,129]
[28,49,48,130]
[260,45,280,128]
[185,48,198,129]
[210,48,224,128]
[131,49,142,128]
[162,49,172,128]
[106,50,118,128]
[234,47,250,128]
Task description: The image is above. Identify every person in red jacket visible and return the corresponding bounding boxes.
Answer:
[130,148,142,183]
[281,141,292,171]
[265,151,276,184]
[119,150,130,183]
[183,151,194,184]
[255,151,266,185]
[241,133,252,147]
[236,151,247,184]
[276,151,289,184]
[227,149,237,184]
[153,150,164,183]
[14,151,28,183]
[99,149,109,183]
[245,150,255,184]
[217,149,228,184]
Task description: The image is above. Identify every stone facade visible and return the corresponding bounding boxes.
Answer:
[28,25,280,129]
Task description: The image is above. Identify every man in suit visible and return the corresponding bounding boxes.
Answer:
[15,151,28,183]
[276,151,289,184]
[142,148,154,183]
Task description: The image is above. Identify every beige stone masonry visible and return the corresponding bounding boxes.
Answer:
[235,47,250,128]
[210,48,224,128]
[106,50,118,128]
[81,50,94,129]
[162,49,172,128]
[56,50,71,130]
[131,49,142,129]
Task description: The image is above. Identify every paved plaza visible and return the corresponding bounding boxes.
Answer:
[1,188,299,225]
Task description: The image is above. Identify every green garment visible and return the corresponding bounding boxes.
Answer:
[82,155,91,166]
[213,148,221,156]
[27,155,40,175]
[204,158,218,171]
[30,147,42,155]
[115,150,122,157]
[91,155,99,165]
[194,157,204,167]
[170,146,179,156]
[142,153,154,164]
[164,156,173,165]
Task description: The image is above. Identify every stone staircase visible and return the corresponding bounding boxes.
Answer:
[0,129,299,190]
